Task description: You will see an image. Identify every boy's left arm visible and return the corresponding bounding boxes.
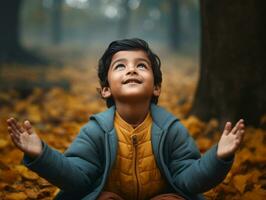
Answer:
[167,119,245,194]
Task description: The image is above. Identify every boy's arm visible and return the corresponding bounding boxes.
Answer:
[23,122,104,193]
[168,120,244,194]
[7,118,103,193]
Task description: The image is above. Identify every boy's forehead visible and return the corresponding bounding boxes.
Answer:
[111,50,150,62]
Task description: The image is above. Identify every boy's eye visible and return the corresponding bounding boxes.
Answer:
[114,64,125,70]
[137,63,147,69]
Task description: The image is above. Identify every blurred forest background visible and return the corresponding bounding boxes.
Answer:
[0,0,265,199]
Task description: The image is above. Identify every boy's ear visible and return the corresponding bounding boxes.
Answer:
[101,87,112,99]
[153,85,161,97]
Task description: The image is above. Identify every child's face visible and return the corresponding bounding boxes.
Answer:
[101,50,160,104]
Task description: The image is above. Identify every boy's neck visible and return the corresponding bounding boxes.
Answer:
[115,101,150,128]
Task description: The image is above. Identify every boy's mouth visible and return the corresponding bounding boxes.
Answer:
[123,78,142,84]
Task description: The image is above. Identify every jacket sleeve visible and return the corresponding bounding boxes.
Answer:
[167,122,233,194]
[23,121,105,193]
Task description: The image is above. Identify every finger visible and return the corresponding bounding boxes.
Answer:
[235,129,245,145]
[24,120,34,135]
[7,118,13,125]
[237,129,245,139]
[13,119,25,133]
[239,123,245,130]
[7,118,17,131]
[8,123,21,137]
[234,139,241,150]
[235,136,243,149]
[10,133,22,149]
[9,118,23,134]
[8,127,20,141]
[239,119,244,123]
[11,118,25,133]
[223,122,232,135]
[231,119,244,134]
[7,126,14,135]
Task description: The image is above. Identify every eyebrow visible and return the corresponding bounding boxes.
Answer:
[111,58,151,68]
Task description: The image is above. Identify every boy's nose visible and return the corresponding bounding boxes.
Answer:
[126,65,137,75]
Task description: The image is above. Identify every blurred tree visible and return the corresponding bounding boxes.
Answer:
[0,0,22,62]
[191,0,266,127]
[0,0,47,64]
[168,0,181,50]
[52,0,63,44]
[118,0,131,39]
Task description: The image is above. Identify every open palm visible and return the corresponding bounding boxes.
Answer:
[7,118,42,158]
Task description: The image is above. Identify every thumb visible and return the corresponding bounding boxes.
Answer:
[24,120,34,135]
[223,122,232,136]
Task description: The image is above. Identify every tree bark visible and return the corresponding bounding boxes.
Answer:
[0,0,48,64]
[190,0,266,127]
[0,0,22,60]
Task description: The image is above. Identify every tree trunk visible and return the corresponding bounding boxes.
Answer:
[190,0,266,127]
[0,0,22,60]
[0,0,48,64]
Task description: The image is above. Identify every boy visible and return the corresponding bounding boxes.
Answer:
[7,39,245,200]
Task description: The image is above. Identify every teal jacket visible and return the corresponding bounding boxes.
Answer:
[23,104,233,200]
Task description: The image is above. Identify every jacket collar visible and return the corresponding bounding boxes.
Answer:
[150,104,179,130]
[90,104,179,133]
[90,106,116,132]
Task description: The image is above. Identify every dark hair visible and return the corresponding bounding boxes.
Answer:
[98,38,162,107]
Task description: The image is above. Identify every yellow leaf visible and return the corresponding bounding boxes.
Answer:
[181,116,206,137]
[233,174,248,193]
[196,137,212,152]
[242,185,266,200]
[14,165,39,180]
[0,139,8,149]
[0,169,21,184]
[4,192,27,200]
[247,170,261,183]
[27,105,42,123]
[24,189,38,199]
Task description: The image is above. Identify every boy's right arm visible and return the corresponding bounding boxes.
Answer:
[7,118,103,194]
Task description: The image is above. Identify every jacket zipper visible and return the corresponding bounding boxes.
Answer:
[131,134,139,200]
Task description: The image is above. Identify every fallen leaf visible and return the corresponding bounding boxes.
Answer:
[233,174,249,193]
[4,192,27,200]
[0,139,9,149]
[14,165,39,180]
[196,137,212,152]
[242,184,266,200]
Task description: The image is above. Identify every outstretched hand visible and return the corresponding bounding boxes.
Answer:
[7,118,42,158]
[217,119,245,160]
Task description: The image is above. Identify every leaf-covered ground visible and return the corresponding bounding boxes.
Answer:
[0,53,265,200]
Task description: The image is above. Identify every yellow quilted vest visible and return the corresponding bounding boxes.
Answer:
[104,112,167,200]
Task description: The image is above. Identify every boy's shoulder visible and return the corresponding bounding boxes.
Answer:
[150,104,180,130]
[76,107,116,139]
[88,106,116,132]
